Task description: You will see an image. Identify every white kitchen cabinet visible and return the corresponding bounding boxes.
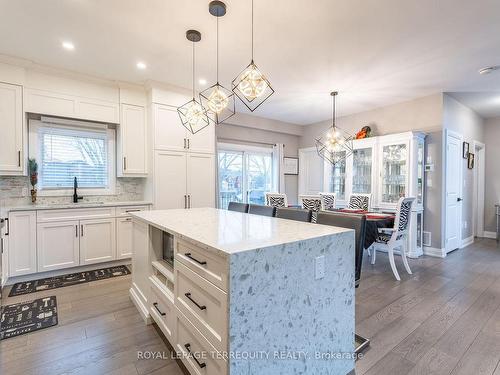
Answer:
[37,221,80,272]
[153,103,214,154]
[118,104,147,176]
[79,218,116,265]
[154,150,188,209]
[0,82,24,175]
[117,216,133,259]
[187,153,215,208]
[8,211,37,276]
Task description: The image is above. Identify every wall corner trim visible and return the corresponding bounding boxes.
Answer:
[460,236,474,249]
[423,246,447,258]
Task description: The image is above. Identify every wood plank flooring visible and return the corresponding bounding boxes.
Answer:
[1,239,499,375]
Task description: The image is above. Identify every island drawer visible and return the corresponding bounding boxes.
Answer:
[175,261,227,352]
[150,278,175,342]
[175,309,228,375]
[116,205,150,217]
[175,239,228,292]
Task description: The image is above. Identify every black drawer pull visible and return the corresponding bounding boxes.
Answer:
[153,302,166,316]
[184,253,207,266]
[184,293,206,310]
[184,343,206,369]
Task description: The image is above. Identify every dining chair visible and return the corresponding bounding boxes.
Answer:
[319,192,336,211]
[248,204,276,217]
[275,208,312,222]
[265,192,288,208]
[227,202,249,213]
[316,211,367,288]
[371,197,415,281]
[347,193,371,211]
[299,195,322,223]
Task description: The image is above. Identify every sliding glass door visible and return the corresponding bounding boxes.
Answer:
[218,147,274,209]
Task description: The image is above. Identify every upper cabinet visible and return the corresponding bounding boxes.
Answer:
[118,103,148,176]
[0,82,24,175]
[153,103,214,154]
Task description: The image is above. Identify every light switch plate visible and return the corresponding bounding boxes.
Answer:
[315,256,325,280]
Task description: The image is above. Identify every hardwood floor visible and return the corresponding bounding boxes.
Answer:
[1,239,500,375]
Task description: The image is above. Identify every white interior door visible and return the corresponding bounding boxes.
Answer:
[445,130,463,252]
[187,152,215,208]
[79,218,116,265]
[299,148,324,195]
[154,150,187,209]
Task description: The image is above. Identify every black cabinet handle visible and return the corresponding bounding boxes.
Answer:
[188,195,191,208]
[5,218,9,236]
[123,157,127,170]
[184,343,206,369]
[184,253,207,266]
[184,293,206,310]
[153,302,166,316]
[81,225,84,237]
[75,225,78,237]
[18,150,21,167]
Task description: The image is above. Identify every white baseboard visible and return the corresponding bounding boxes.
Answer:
[130,283,152,325]
[460,236,474,248]
[483,231,497,239]
[5,259,131,286]
[423,246,447,258]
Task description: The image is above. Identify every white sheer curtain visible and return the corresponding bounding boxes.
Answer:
[273,143,285,193]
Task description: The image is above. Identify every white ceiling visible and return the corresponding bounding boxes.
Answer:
[1,0,500,125]
[448,92,500,118]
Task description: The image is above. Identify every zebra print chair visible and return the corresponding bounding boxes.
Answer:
[371,197,415,281]
[265,193,288,208]
[347,194,371,211]
[319,192,336,211]
[299,195,322,223]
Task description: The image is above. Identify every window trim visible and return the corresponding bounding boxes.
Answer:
[28,119,116,197]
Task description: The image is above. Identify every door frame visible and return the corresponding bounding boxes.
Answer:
[444,129,463,253]
[472,140,486,238]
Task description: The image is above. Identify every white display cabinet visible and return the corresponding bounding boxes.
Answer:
[322,131,426,257]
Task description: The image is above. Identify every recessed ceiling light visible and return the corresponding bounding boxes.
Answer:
[136,62,147,70]
[199,78,207,85]
[478,66,499,75]
[62,41,75,51]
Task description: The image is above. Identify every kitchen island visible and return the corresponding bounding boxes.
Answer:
[129,207,355,375]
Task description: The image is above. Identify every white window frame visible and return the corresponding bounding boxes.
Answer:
[28,118,116,196]
[217,142,276,207]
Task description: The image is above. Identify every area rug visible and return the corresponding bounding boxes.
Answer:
[0,296,58,340]
[8,265,131,297]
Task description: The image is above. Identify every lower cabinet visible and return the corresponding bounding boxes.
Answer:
[8,211,37,277]
[37,220,80,272]
[79,218,116,265]
[116,217,133,259]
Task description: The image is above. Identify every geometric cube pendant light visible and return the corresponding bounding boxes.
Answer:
[199,1,235,124]
[315,92,354,166]
[177,30,211,134]
[231,0,274,112]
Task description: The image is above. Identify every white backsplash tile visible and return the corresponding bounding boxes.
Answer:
[0,176,145,208]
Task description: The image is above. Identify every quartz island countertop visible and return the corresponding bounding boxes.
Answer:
[130,207,351,255]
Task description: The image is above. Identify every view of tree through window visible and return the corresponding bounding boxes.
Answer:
[218,149,274,209]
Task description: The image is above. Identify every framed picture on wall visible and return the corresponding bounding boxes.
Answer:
[283,157,299,175]
[468,152,475,169]
[463,142,469,159]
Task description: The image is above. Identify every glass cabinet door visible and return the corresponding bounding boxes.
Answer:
[381,143,407,203]
[329,151,346,200]
[417,141,424,205]
[352,148,372,194]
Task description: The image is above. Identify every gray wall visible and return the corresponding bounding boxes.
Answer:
[442,94,485,240]
[484,116,500,232]
[216,123,301,206]
[299,94,445,249]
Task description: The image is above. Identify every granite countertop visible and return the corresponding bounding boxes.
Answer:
[2,200,152,214]
[130,207,351,256]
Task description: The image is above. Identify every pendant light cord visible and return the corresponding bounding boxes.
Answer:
[216,12,219,82]
[251,0,254,61]
[192,41,195,99]
[332,93,337,129]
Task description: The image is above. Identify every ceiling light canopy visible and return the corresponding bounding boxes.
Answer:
[231,0,274,112]
[199,1,235,124]
[315,92,354,166]
[177,30,211,134]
